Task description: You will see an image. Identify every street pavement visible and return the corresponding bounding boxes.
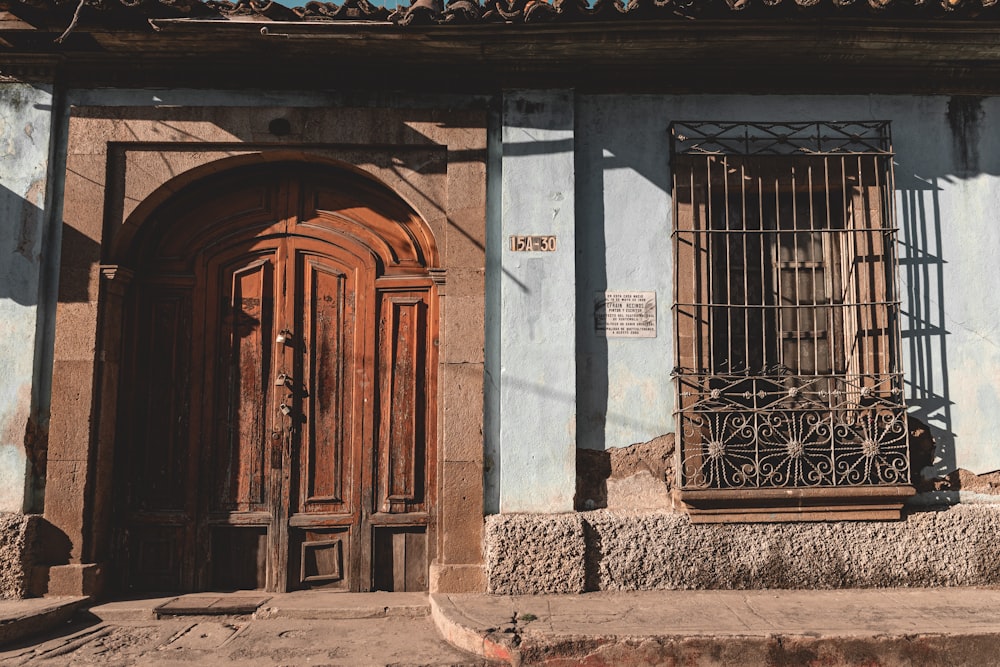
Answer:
[0,593,494,667]
[5,588,1000,666]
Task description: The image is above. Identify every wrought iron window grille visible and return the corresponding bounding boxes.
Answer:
[670,120,909,493]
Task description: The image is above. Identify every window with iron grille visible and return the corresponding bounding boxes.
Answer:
[670,122,909,502]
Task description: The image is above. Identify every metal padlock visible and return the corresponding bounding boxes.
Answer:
[275,373,290,387]
[276,329,292,345]
[279,403,292,416]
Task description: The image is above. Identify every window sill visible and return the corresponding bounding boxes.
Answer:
[675,485,915,523]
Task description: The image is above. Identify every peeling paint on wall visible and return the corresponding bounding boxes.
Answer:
[16,178,45,261]
[0,445,27,512]
[0,383,31,512]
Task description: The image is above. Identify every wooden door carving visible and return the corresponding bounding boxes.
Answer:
[115,166,437,593]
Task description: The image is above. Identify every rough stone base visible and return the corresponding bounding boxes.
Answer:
[486,504,1000,593]
[0,513,35,599]
[485,514,586,594]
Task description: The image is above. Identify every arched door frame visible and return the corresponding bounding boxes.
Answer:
[99,156,441,592]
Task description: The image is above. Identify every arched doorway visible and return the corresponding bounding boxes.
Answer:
[112,161,439,593]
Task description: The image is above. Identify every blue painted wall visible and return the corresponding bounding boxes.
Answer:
[488,93,1000,512]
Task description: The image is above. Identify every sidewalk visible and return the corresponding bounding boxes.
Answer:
[0,596,87,645]
[431,588,1000,666]
[1,592,492,666]
[4,588,1000,665]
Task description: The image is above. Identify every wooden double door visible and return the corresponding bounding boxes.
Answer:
[116,169,436,593]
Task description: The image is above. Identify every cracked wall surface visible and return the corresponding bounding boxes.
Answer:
[576,434,674,511]
[486,504,1000,593]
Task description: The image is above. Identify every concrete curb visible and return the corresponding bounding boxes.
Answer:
[509,631,1000,666]
[428,590,1000,667]
[430,594,517,665]
[0,597,88,646]
[433,622,1000,667]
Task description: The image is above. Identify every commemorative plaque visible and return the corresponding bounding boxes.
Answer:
[595,291,656,338]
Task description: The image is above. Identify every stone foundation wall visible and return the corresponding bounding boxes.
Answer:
[0,513,34,599]
[485,504,1000,593]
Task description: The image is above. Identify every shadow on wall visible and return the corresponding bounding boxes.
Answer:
[0,184,99,516]
[897,171,955,477]
[897,95,997,478]
[0,180,99,304]
[28,516,73,596]
[575,109,609,452]
[574,102,671,453]
[0,182,46,307]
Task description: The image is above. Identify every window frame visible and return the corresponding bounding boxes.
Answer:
[669,121,913,522]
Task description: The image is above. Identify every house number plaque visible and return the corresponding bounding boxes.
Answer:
[595,291,656,338]
[509,235,557,252]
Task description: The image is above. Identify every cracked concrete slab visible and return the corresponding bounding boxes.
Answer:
[432,588,1000,666]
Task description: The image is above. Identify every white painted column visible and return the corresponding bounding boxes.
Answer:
[498,90,576,513]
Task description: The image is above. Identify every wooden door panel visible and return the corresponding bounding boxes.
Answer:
[211,527,268,590]
[376,291,430,514]
[122,285,196,592]
[119,167,435,594]
[212,257,276,513]
[127,524,184,592]
[131,290,192,511]
[292,528,351,590]
[298,253,356,514]
[373,527,427,592]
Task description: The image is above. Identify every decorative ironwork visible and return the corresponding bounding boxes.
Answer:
[677,373,908,488]
[16,0,995,27]
[670,121,893,157]
[671,120,908,492]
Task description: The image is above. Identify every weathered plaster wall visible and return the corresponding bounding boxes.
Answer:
[573,94,1000,480]
[575,100,673,452]
[0,82,54,514]
[495,90,577,513]
[486,505,1000,593]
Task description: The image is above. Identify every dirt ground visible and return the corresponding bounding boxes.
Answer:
[0,616,495,667]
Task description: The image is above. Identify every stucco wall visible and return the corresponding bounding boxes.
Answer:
[492,90,577,513]
[570,94,1000,477]
[486,505,1000,593]
[0,82,54,514]
[487,93,1000,517]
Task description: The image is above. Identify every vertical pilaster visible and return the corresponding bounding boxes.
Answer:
[498,90,576,513]
[0,69,57,516]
